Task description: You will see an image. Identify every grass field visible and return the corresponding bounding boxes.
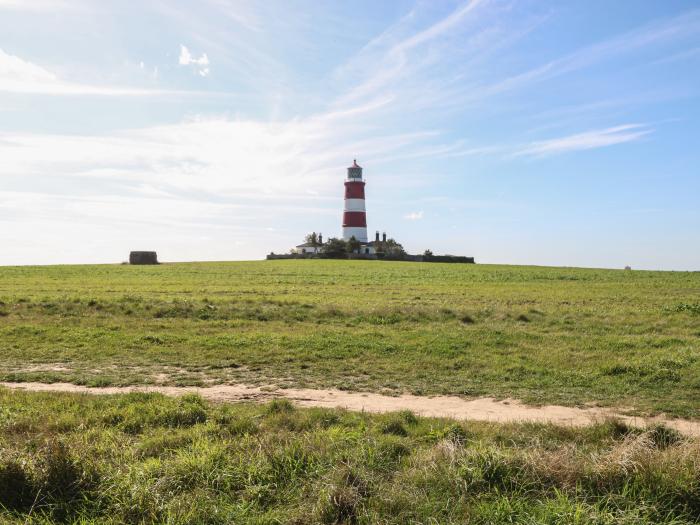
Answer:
[0,388,697,524]
[0,260,699,417]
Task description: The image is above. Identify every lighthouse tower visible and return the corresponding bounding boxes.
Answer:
[342,159,368,243]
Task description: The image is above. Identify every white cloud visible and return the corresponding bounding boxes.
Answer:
[179,45,210,76]
[404,211,424,220]
[0,107,447,264]
[0,48,176,96]
[0,112,439,196]
[515,124,652,158]
[0,47,59,88]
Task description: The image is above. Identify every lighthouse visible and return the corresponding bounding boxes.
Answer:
[342,159,368,243]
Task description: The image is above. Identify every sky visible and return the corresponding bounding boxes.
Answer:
[0,0,699,270]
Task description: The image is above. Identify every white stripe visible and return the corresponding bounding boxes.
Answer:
[344,198,366,212]
[343,227,368,242]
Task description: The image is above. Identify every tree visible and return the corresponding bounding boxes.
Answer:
[423,249,433,257]
[347,236,361,254]
[304,232,319,245]
[320,237,348,258]
[382,238,406,257]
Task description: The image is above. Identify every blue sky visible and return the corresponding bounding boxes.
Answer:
[0,0,698,269]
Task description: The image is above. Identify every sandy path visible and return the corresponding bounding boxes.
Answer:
[2,381,698,436]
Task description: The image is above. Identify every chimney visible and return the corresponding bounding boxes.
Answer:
[375,231,380,242]
[382,232,387,242]
[318,233,323,244]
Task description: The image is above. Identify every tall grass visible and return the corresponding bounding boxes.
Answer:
[0,388,698,524]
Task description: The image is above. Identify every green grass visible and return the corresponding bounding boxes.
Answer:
[0,260,699,416]
[0,388,698,524]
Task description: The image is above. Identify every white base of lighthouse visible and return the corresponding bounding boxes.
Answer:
[343,227,368,243]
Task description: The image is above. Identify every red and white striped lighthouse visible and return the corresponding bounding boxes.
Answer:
[342,159,368,243]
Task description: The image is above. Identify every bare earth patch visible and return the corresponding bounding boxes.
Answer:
[2,381,699,436]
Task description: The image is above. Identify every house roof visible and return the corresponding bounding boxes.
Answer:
[296,242,320,248]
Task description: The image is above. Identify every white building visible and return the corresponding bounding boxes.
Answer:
[294,233,323,254]
[294,242,322,255]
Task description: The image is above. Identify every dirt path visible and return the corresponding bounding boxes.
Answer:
[2,381,699,436]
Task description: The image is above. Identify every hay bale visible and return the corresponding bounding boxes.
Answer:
[129,251,159,265]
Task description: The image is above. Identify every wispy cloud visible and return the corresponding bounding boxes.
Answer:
[203,0,262,32]
[333,0,497,110]
[403,211,424,220]
[649,45,700,66]
[0,0,73,10]
[392,0,485,54]
[515,124,653,158]
[0,48,178,96]
[0,109,442,217]
[485,9,700,97]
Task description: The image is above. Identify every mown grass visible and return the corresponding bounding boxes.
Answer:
[0,260,699,416]
[0,388,698,524]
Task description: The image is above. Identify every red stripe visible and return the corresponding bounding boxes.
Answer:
[343,212,367,227]
[344,181,365,199]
